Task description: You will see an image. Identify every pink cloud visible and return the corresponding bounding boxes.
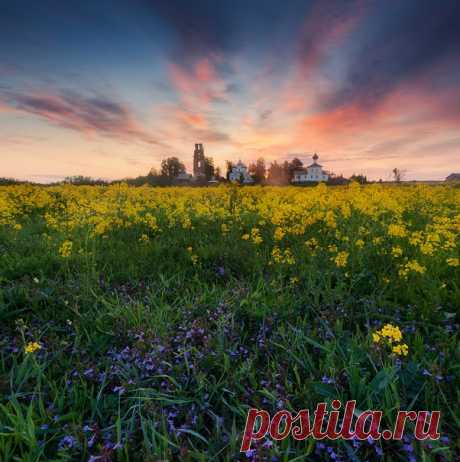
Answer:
[169,57,227,107]
[2,91,162,145]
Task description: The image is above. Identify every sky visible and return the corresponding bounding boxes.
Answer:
[1,0,459,182]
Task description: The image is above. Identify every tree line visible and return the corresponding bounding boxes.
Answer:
[0,155,387,186]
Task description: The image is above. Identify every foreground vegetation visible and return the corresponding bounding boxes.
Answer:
[0,184,459,461]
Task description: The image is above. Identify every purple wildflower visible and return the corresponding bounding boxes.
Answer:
[58,435,77,450]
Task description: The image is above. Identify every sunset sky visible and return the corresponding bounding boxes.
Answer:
[1,0,459,182]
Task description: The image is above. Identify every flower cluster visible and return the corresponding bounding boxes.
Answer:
[24,341,41,354]
[398,259,426,278]
[271,246,295,265]
[372,323,409,356]
[58,240,73,258]
[333,251,349,268]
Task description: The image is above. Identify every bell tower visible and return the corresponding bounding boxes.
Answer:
[193,143,206,178]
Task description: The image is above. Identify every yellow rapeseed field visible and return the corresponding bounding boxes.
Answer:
[1,183,459,280]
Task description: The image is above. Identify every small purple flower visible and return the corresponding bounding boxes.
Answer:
[403,444,413,452]
[245,449,256,460]
[113,386,125,395]
[58,435,77,450]
[88,433,97,448]
[321,375,335,384]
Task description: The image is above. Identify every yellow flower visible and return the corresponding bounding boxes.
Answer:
[139,234,149,243]
[289,276,299,285]
[374,323,403,343]
[241,234,250,240]
[392,344,409,356]
[271,246,295,265]
[58,240,73,258]
[251,227,263,245]
[398,260,426,278]
[274,227,285,241]
[447,257,459,267]
[25,341,41,354]
[420,242,434,256]
[372,323,408,357]
[387,223,407,237]
[305,238,318,251]
[355,239,365,248]
[333,251,349,268]
[391,246,403,258]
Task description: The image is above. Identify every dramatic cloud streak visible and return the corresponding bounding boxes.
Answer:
[2,91,161,145]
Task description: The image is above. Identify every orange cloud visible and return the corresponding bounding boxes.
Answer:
[175,109,208,129]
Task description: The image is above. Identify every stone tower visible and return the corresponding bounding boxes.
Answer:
[193,143,206,178]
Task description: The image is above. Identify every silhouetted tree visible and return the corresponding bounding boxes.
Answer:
[392,168,405,183]
[349,174,368,184]
[0,177,23,185]
[249,157,266,184]
[285,158,303,182]
[160,157,185,180]
[327,174,349,185]
[64,176,108,185]
[204,157,215,181]
[225,161,234,181]
[267,161,288,185]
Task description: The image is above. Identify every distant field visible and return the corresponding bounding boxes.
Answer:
[0,184,459,461]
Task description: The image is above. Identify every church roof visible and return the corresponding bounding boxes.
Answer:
[307,163,322,168]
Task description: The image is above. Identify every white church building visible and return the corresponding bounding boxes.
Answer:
[229,160,254,184]
[292,153,329,183]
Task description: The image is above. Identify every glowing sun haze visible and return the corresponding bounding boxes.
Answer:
[1,0,459,182]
